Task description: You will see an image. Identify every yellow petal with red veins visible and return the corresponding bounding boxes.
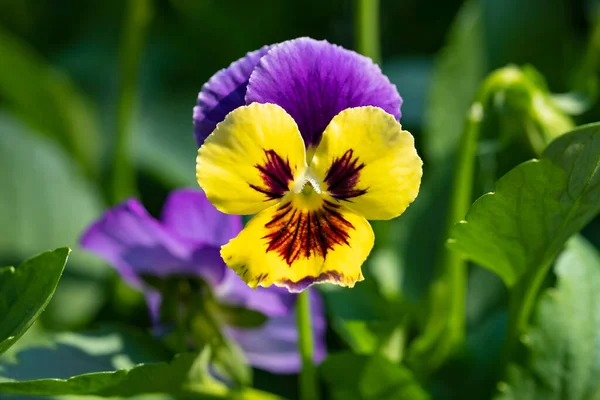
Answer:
[221,194,374,291]
[310,106,423,220]
[197,103,307,215]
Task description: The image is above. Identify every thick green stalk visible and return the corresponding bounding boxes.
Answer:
[423,102,483,369]
[503,259,552,367]
[444,103,484,335]
[355,0,381,63]
[110,0,151,204]
[296,290,319,400]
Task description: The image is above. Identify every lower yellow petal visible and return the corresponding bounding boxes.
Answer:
[221,196,374,292]
[196,103,307,215]
[310,106,423,220]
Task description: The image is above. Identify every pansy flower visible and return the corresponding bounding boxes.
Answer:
[194,37,423,292]
[80,189,326,373]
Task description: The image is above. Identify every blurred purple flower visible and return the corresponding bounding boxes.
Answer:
[193,37,401,148]
[80,188,326,374]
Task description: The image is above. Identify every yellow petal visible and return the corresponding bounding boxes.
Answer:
[196,103,307,215]
[221,195,374,291]
[310,106,423,220]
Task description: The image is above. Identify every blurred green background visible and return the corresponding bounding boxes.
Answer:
[1,0,599,399]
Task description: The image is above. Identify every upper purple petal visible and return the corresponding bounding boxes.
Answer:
[193,45,271,146]
[80,198,226,287]
[246,37,402,148]
[161,188,242,247]
[225,288,327,374]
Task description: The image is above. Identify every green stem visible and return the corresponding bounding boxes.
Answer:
[503,260,552,366]
[184,386,284,400]
[296,290,319,400]
[444,103,485,332]
[110,0,152,204]
[418,100,485,372]
[446,105,483,325]
[355,0,380,63]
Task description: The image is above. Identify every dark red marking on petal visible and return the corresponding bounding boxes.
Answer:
[324,149,368,200]
[263,200,354,266]
[249,149,294,200]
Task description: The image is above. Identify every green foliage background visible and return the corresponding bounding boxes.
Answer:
[1,0,600,399]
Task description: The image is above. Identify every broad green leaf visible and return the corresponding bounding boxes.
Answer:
[0,114,108,328]
[495,236,600,400]
[0,247,71,354]
[423,0,487,163]
[0,327,230,398]
[321,353,430,400]
[0,26,100,177]
[448,123,600,286]
[0,353,218,397]
[0,248,69,354]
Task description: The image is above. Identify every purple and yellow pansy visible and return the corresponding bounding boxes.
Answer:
[194,37,423,292]
[80,189,326,374]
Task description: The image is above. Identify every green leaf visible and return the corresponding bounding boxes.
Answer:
[0,114,108,328]
[0,327,227,398]
[332,320,378,355]
[321,279,401,358]
[0,248,69,355]
[448,123,600,286]
[495,236,600,400]
[0,353,219,397]
[321,353,430,400]
[0,26,100,177]
[423,0,487,164]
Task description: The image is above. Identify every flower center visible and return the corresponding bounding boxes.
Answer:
[293,170,322,197]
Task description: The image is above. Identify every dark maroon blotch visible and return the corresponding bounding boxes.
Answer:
[249,149,294,200]
[263,200,354,266]
[324,149,368,200]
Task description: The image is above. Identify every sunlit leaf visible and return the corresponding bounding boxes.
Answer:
[0,248,69,354]
[0,327,227,398]
[448,123,600,286]
[0,26,100,177]
[495,236,600,400]
[0,115,108,329]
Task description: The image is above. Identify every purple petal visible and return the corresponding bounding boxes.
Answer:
[193,45,271,146]
[225,289,327,374]
[214,270,296,317]
[80,198,226,287]
[161,188,242,247]
[246,37,402,148]
[145,289,162,326]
